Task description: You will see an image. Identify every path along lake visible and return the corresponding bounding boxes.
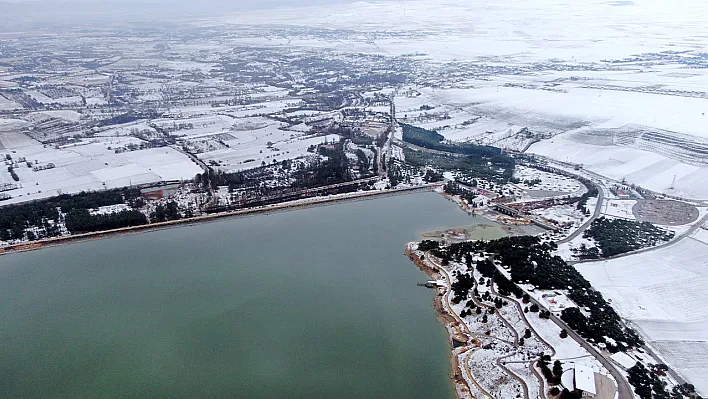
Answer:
[0,192,510,399]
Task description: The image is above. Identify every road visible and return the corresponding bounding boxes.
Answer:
[171,144,210,174]
[571,210,708,265]
[529,153,708,206]
[524,294,634,399]
[424,252,531,399]
[636,337,691,387]
[558,180,605,245]
[422,251,512,399]
[426,250,632,399]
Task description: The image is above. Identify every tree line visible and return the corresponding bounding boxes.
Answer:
[64,208,148,234]
[423,236,643,352]
[627,362,702,399]
[0,187,143,240]
[401,124,515,180]
[443,181,477,203]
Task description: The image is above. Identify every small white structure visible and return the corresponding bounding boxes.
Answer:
[561,363,597,397]
[610,352,637,369]
[575,364,597,397]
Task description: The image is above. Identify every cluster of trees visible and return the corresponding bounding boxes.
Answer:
[576,180,598,213]
[401,124,513,160]
[292,145,352,188]
[538,355,562,386]
[354,149,372,175]
[423,169,444,183]
[351,135,374,146]
[417,240,440,252]
[0,188,143,240]
[451,271,476,304]
[443,181,477,203]
[401,124,515,181]
[198,168,266,192]
[627,363,702,399]
[401,123,445,146]
[64,209,148,234]
[150,201,181,223]
[54,189,142,212]
[404,147,514,182]
[431,236,643,352]
[387,161,405,187]
[584,217,675,258]
[96,110,161,127]
[509,177,542,186]
[0,201,61,240]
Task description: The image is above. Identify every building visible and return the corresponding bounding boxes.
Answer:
[140,183,181,200]
[615,189,630,200]
[561,363,597,397]
[575,364,597,397]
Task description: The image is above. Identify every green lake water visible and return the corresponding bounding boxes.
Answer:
[0,192,502,399]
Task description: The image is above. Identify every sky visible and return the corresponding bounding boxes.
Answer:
[0,0,387,26]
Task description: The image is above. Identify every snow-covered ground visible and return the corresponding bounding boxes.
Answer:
[213,0,708,198]
[576,227,708,396]
[416,245,615,398]
[601,199,637,220]
[396,81,708,199]
[530,133,708,200]
[0,133,202,204]
[512,166,584,196]
[223,0,708,63]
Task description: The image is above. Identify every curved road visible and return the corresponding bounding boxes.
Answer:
[524,294,634,399]
[426,252,531,399]
[571,211,708,265]
[425,250,634,399]
[558,180,605,245]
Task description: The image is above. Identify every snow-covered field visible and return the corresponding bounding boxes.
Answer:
[601,199,637,220]
[218,0,708,199]
[0,132,202,204]
[577,230,708,395]
[194,116,338,172]
[512,166,585,199]
[530,133,708,200]
[223,0,707,62]
[396,81,708,199]
[0,94,21,110]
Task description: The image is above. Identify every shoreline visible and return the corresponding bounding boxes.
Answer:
[406,246,473,399]
[0,184,438,257]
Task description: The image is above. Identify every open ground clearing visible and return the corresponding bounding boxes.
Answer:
[577,232,708,396]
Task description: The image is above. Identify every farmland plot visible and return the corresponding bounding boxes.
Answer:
[577,235,708,395]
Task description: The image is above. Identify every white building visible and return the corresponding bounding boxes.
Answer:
[561,363,597,397]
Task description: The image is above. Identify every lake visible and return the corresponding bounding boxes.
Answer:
[0,192,502,399]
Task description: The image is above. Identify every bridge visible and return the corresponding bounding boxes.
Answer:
[492,203,522,217]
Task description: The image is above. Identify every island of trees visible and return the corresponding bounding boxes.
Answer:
[579,217,675,258]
